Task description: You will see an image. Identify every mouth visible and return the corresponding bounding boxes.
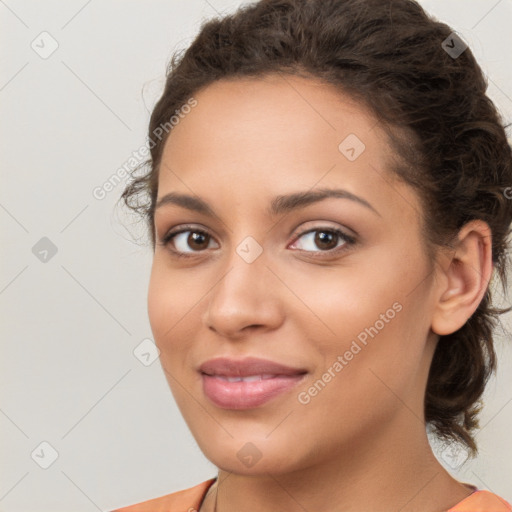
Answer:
[208,374,282,382]
[199,357,308,410]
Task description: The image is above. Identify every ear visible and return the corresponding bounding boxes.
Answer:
[431,220,493,336]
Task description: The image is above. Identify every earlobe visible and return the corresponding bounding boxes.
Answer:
[431,220,493,336]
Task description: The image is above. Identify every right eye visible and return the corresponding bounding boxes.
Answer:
[160,226,219,257]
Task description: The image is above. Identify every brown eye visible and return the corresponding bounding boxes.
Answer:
[162,228,219,255]
[290,227,356,254]
[187,231,210,250]
[314,230,339,250]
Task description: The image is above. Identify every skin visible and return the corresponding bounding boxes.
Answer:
[147,74,493,512]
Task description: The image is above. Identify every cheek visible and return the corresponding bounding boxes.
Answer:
[147,266,169,341]
[147,263,193,354]
[292,306,423,451]
[282,256,403,343]
[147,265,201,406]
[286,249,429,386]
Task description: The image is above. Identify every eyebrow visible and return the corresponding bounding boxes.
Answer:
[154,187,380,217]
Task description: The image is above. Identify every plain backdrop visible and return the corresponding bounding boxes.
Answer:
[1,1,511,511]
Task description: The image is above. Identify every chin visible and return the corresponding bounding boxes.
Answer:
[199,435,304,476]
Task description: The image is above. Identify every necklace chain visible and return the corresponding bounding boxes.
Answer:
[204,480,218,512]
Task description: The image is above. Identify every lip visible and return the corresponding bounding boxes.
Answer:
[199,356,307,377]
[199,357,308,409]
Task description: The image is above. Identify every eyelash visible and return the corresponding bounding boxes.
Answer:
[158,223,357,259]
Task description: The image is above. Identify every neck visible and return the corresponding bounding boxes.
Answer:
[206,415,472,512]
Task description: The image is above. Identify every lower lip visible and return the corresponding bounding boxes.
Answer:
[201,373,306,409]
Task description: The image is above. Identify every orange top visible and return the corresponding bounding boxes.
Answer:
[111,478,512,512]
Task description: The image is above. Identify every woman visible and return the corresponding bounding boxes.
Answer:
[113,0,512,510]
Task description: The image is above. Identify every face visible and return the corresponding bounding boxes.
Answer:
[148,74,441,475]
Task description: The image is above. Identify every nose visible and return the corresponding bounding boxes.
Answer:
[202,249,285,339]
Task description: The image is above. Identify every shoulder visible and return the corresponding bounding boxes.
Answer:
[110,478,217,512]
[447,490,512,512]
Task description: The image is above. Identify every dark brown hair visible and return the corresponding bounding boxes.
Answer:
[120,0,512,456]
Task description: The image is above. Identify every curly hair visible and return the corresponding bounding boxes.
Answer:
[120,0,512,457]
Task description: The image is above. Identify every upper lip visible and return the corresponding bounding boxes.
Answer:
[199,357,307,377]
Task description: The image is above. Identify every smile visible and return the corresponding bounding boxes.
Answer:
[201,373,307,409]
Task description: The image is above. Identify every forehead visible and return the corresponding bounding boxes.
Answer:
[164,74,382,155]
[156,74,418,223]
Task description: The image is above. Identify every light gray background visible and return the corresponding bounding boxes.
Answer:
[1,1,511,511]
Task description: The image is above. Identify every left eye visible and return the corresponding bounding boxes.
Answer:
[289,228,355,253]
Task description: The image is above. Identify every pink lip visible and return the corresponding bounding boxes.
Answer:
[199,356,306,377]
[199,357,307,410]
